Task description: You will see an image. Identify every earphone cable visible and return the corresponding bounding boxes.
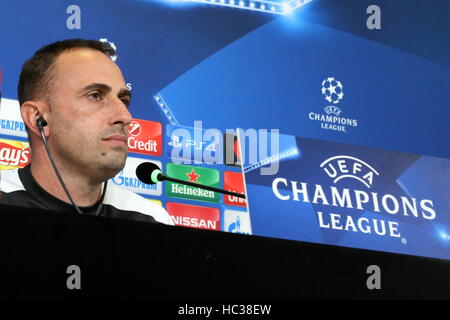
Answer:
[39,127,84,214]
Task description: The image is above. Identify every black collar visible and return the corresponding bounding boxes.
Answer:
[19,164,106,216]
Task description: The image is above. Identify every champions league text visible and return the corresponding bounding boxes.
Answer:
[271,178,436,238]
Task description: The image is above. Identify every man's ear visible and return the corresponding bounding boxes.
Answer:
[20,100,50,138]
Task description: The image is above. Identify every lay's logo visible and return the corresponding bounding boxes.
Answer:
[0,139,31,169]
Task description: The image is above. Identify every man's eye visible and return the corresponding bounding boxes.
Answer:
[88,92,102,100]
[121,98,131,107]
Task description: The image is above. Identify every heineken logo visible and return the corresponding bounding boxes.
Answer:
[186,169,200,183]
[170,184,215,198]
[166,163,220,203]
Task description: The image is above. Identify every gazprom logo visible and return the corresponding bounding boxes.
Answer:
[320,155,379,188]
[0,98,28,138]
[110,157,162,196]
[224,210,252,235]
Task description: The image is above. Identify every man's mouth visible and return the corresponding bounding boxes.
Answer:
[102,135,128,146]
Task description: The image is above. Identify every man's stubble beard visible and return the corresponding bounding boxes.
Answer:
[95,147,128,180]
[47,98,129,183]
[52,126,128,184]
[96,126,129,179]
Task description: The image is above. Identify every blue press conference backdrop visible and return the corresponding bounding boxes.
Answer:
[246,137,450,260]
[0,0,449,259]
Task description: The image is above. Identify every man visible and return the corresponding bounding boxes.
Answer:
[0,39,172,225]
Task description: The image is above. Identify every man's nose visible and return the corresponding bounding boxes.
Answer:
[111,98,132,127]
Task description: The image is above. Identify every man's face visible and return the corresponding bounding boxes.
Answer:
[46,48,132,183]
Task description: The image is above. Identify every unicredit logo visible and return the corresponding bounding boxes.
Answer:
[224,171,247,207]
[128,120,141,137]
[127,118,162,156]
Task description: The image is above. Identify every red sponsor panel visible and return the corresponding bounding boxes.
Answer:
[127,119,162,156]
[166,202,220,231]
[224,171,247,207]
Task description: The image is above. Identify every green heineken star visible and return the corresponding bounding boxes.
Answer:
[166,163,220,203]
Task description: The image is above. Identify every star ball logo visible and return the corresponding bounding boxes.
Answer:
[308,77,358,133]
[99,38,117,62]
[321,77,344,105]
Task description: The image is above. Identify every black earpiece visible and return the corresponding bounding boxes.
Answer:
[36,116,48,128]
[34,113,86,215]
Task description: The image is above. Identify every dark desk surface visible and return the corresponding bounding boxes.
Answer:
[0,204,449,299]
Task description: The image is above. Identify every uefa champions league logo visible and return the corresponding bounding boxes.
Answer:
[324,106,342,116]
[99,38,118,61]
[307,76,358,133]
[320,155,379,188]
[321,77,344,105]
